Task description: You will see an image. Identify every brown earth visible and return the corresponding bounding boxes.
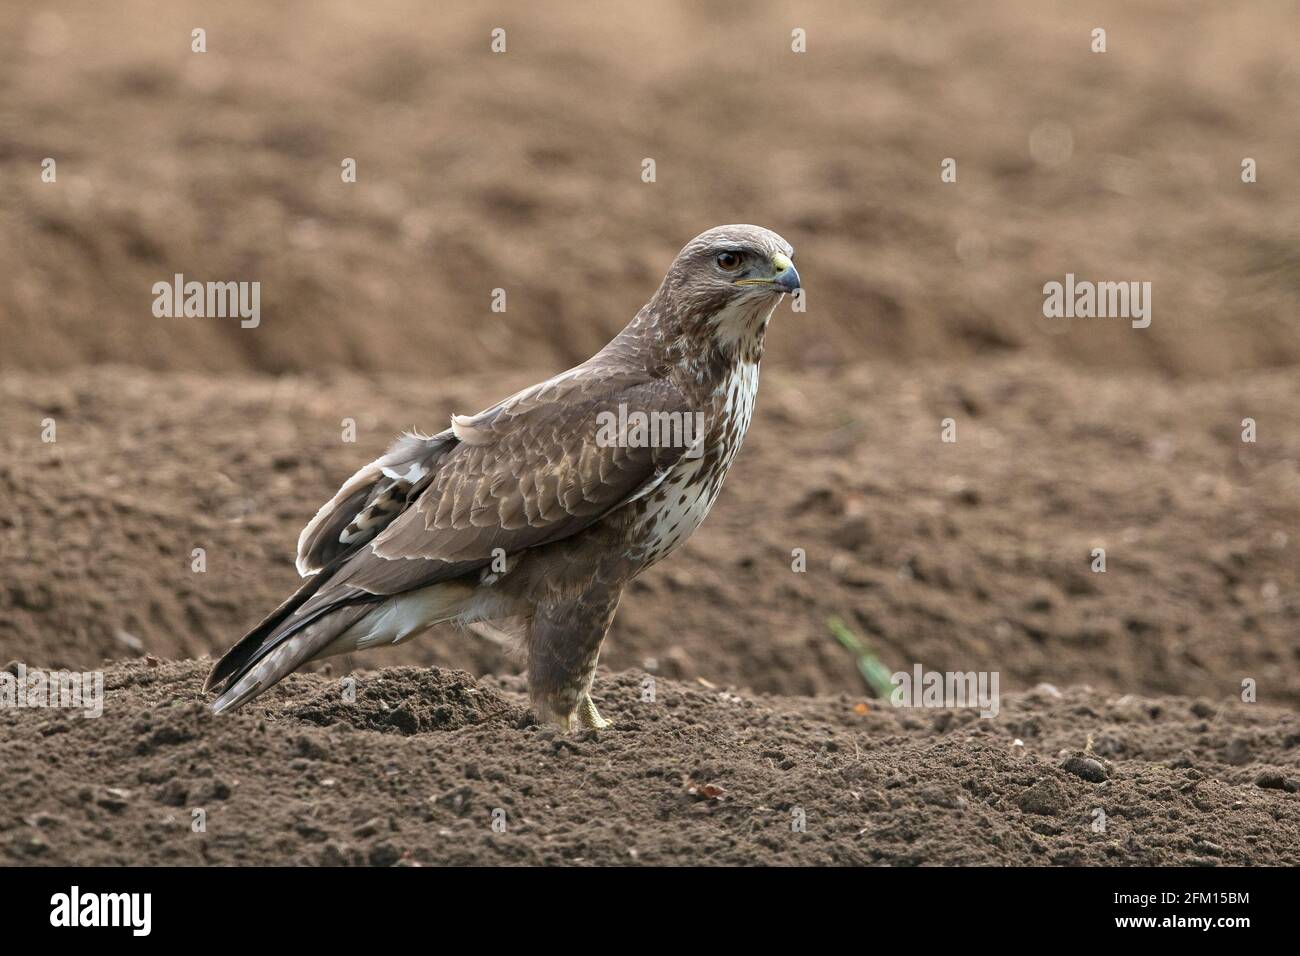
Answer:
[3,659,1298,866]
[2,1,1298,380]
[2,0,1299,866]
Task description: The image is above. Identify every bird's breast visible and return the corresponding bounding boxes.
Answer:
[627,360,760,568]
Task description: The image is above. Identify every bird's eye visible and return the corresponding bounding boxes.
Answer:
[716,251,742,271]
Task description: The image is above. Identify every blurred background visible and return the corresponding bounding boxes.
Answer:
[2,0,1298,706]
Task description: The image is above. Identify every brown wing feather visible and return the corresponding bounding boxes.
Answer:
[295,431,455,575]
[287,367,695,619]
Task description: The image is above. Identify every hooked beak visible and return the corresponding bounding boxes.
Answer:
[736,252,800,294]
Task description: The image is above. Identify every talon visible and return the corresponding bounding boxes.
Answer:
[577,694,612,730]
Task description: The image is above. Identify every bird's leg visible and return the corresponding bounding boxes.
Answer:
[527,586,622,732]
[576,692,612,730]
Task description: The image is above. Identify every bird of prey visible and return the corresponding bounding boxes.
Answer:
[205,224,800,730]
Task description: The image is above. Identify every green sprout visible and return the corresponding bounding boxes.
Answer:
[827,616,895,699]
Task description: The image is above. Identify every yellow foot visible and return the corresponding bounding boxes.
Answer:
[576,694,613,730]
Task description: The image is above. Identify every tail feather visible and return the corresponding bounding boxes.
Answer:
[207,568,482,714]
[210,603,372,714]
[205,561,378,713]
[203,571,331,694]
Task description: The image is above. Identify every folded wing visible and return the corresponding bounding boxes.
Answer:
[207,364,695,698]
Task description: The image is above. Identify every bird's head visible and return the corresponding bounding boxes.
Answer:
[650,224,799,359]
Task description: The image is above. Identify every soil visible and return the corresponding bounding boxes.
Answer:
[3,1,1298,381]
[3,659,1297,866]
[1,0,1298,866]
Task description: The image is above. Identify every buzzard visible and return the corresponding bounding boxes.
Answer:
[206,224,800,729]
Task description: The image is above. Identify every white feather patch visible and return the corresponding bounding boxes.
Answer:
[451,414,492,445]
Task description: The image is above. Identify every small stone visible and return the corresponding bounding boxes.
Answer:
[96,788,131,812]
[1254,771,1297,793]
[1060,752,1109,783]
